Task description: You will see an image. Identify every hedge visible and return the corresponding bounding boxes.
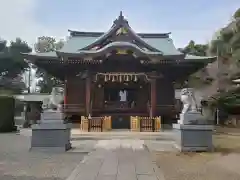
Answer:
[0,95,17,132]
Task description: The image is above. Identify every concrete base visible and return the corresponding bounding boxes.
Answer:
[173,123,214,152]
[30,123,72,152]
[178,111,203,125]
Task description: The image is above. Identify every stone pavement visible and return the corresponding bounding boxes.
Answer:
[66,139,165,180]
[0,133,87,180]
[71,129,174,141]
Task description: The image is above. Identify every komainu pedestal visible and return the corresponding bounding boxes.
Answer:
[173,123,213,152]
[173,88,214,152]
[30,111,72,152]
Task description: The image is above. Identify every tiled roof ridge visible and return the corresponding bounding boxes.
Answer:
[68,30,171,38]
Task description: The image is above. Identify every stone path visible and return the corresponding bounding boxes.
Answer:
[0,133,86,180]
[66,139,165,180]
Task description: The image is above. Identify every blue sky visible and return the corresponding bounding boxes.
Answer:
[0,0,239,48]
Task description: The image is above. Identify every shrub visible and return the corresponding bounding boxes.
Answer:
[0,95,17,132]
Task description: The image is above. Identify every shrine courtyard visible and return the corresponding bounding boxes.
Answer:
[0,129,240,180]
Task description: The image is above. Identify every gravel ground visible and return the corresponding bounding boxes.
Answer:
[154,151,240,180]
[153,133,240,180]
[0,133,87,180]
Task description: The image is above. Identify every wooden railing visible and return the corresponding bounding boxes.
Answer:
[63,104,85,112]
[139,117,155,132]
[103,101,133,110]
[62,103,190,115]
[88,117,104,132]
[62,103,148,114]
[90,101,148,114]
[147,105,177,116]
[80,116,111,132]
[156,105,176,111]
[131,116,161,132]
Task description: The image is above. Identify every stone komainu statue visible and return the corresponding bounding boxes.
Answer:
[42,87,64,111]
[180,88,198,114]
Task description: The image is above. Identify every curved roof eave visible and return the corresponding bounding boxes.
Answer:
[163,54,185,59]
[21,52,58,61]
[77,25,117,51]
[184,54,217,63]
[57,41,163,58]
[127,27,162,52]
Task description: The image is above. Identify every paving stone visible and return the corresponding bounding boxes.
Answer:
[117,173,137,180]
[96,175,116,180]
[98,162,118,175]
[74,173,97,180]
[117,163,135,175]
[66,139,164,180]
[2,130,168,180]
[135,164,155,175]
[137,174,158,180]
[0,133,86,180]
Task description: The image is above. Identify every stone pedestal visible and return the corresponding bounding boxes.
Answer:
[173,124,214,152]
[30,111,72,152]
[178,111,203,125]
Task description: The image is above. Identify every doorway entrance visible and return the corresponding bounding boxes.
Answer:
[111,115,130,129]
[104,86,137,107]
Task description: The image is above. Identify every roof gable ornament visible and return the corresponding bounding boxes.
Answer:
[116,27,128,35]
[113,11,128,26]
[76,11,167,52]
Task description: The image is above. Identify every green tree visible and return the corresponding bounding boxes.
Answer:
[179,40,208,56]
[0,38,32,93]
[176,40,211,88]
[210,8,240,64]
[206,8,240,112]
[34,36,64,93]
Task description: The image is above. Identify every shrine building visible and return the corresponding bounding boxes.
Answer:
[23,12,215,131]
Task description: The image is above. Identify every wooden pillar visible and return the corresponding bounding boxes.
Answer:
[150,78,156,117]
[64,77,68,105]
[85,76,91,116]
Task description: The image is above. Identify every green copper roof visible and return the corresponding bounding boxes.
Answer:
[58,35,182,56]
[38,12,182,56]
[23,12,215,62]
[142,38,182,55]
[65,13,178,54]
[61,36,97,52]
[58,41,163,57]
